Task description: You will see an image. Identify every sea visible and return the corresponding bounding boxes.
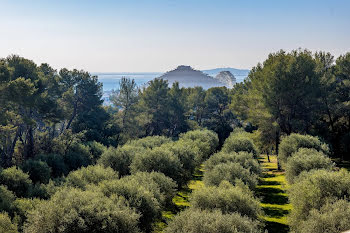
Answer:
[94,72,162,105]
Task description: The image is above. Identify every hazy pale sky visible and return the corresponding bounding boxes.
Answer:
[1,0,349,72]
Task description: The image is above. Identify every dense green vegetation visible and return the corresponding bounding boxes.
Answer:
[0,49,350,232]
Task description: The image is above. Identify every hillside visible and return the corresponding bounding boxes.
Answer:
[159,65,228,89]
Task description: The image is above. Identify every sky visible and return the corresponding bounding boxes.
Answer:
[0,0,349,72]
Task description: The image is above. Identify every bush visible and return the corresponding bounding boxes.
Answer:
[204,151,261,175]
[165,208,262,233]
[24,187,140,233]
[13,198,41,231]
[179,129,219,162]
[278,133,329,166]
[0,185,15,214]
[0,167,32,197]
[97,179,160,232]
[98,145,142,177]
[85,141,107,163]
[161,140,199,181]
[63,143,92,172]
[288,169,350,226]
[294,199,350,233]
[221,131,258,158]
[65,165,118,189]
[127,136,172,149]
[285,148,334,183]
[203,162,258,189]
[121,172,177,206]
[0,212,18,233]
[21,159,51,184]
[36,154,67,177]
[190,181,261,219]
[130,147,183,186]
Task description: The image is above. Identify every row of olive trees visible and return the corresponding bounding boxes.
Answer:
[0,129,219,232]
[165,129,264,233]
[279,133,350,233]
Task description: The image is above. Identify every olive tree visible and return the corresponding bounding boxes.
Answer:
[165,209,262,233]
[288,169,350,228]
[285,148,334,183]
[24,187,140,233]
[203,162,258,189]
[278,133,329,166]
[204,151,261,175]
[190,181,261,219]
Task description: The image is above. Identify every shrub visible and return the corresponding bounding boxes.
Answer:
[203,162,258,189]
[85,141,107,163]
[24,187,140,233]
[97,179,160,232]
[0,212,18,233]
[21,159,51,184]
[98,145,142,177]
[165,209,262,233]
[0,185,15,214]
[0,167,32,197]
[204,151,261,175]
[221,131,258,158]
[13,198,41,231]
[285,148,334,183]
[179,129,219,162]
[36,154,67,177]
[127,136,171,149]
[65,165,118,189]
[130,147,183,186]
[191,181,261,219]
[122,172,177,206]
[294,199,350,233]
[278,133,329,166]
[161,140,199,181]
[288,169,350,226]
[63,143,92,172]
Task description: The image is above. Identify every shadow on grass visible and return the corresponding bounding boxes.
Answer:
[264,221,289,233]
[262,206,290,218]
[259,179,280,186]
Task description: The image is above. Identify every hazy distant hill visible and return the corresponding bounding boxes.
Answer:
[159,65,229,89]
[202,68,249,83]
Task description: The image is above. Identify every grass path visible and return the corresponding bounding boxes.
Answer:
[153,166,204,232]
[257,155,292,233]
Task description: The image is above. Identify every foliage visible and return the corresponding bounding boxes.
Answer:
[165,208,262,233]
[97,145,140,177]
[121,172,177,206]
[130,147,183,186]
[0,167,32,197]
[85,141,107,163]
[285,148,334,183]
[127,136,172,149]
[0,185,15,214]
[161,140,198,181]
[179,129,219,163]
[65,165,118,190]
[0,212,18,233]
[221,130,258,158]
[97,179,160,232]
[190,181,261,218]
[288,169,350,226]
[21,159,51,184]
[204,151,261,175]
[203,162,258,189]
[278,133,329,165]
[24,187,140,233]
[294,199,350,233]
[35,154,67,177]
